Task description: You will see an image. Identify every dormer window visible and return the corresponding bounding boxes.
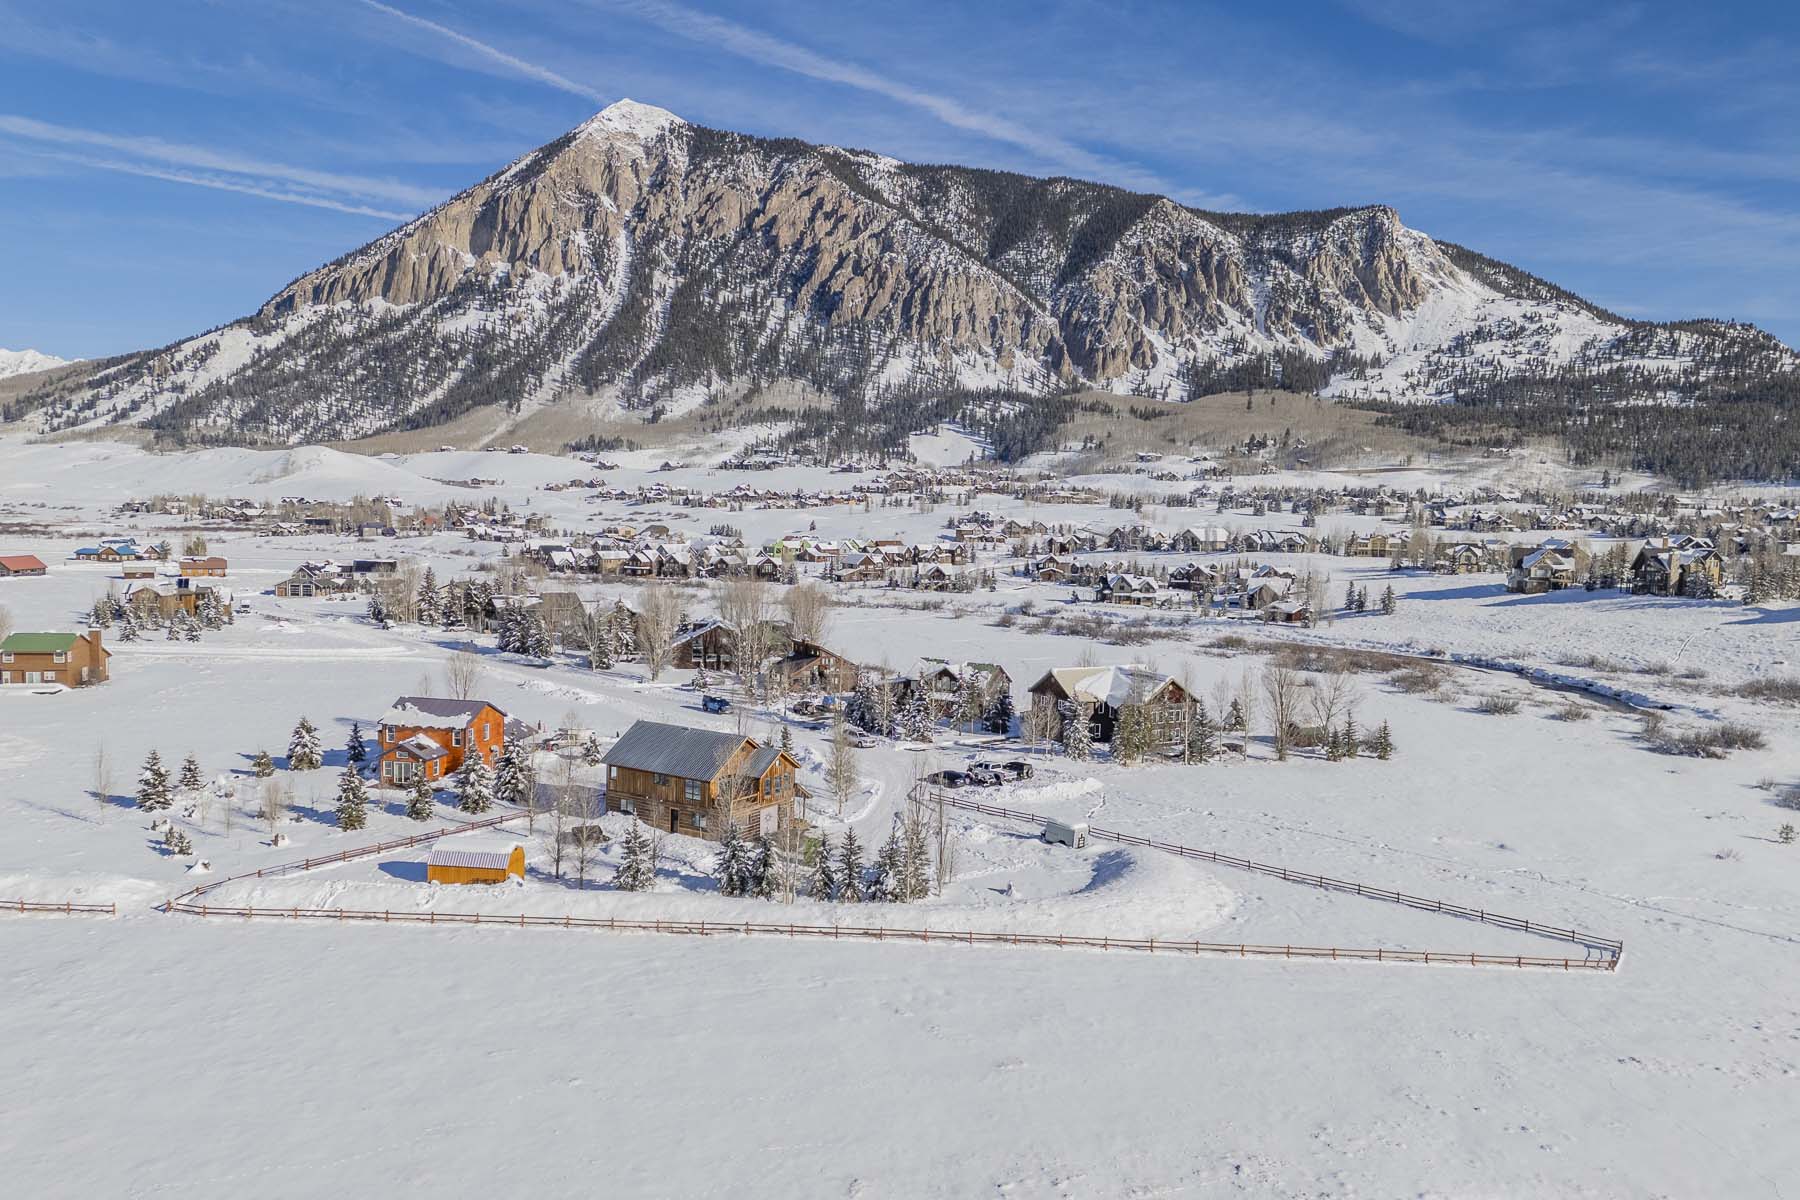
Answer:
[451,729,463,747]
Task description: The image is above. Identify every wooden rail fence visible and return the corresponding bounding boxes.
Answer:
[162,901,1617,971]
[2,899,117,916]
[912,785,1625,962]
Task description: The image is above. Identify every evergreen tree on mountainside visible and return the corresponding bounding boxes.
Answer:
[253,749,275,778]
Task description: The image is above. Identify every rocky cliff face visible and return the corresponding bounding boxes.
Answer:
[20,100,1793,446]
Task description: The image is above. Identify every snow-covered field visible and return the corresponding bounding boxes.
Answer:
[1,433,1797,1197]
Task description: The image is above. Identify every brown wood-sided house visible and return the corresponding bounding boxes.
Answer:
[602,719,804,841]
[375,696,507,787]
[767,640,861,693]
[0,629,109,686]
[1026,665,1191,751]
[179,556,229,577]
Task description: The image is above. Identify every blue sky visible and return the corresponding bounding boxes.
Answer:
[2,0,1796,359]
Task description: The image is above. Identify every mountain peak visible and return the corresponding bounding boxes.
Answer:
[0,347,71,380]
[578,98,684,140]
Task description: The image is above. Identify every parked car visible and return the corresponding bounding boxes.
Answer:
[964,765,1004,787]
[923,770,969,789]
[701,694,732,714]
[851,733,879,750]
[1000,760,1035,781]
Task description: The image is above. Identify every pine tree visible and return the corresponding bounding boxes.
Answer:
[346,722,367,765]
[117,608,140,642]
[899,810,932,901]
[252,749,275,778]
[136,750,172,811]
[609,600,638,659]
[954,672,985,733]
[869,826,902,902]
[749,832,778,899]
[165,616,181,641]
[287,716,322,771]
[1343,581,1358,611]
[983,687,1015,734]
[1113,704,1150,766]
[1370,721,1395,760]
[367,594,389,625]
[199,589,225,630]
[164,826,193,856]
[182,612,202,642]
[808,834,839,900]
[1059,700,1093,761]
[494,606,521,654]
[714,823,751,897]
[456,753,495,813]
[1186,702,1217,764]
[178,754,203,794]
[1380,584,1397,615]
[405,776,436,821]
[779,724,794,755]
[335,766,369,832]
[836,828,865,903]
[615,821,656,891]
[416,567,440,626]
[519,610,552,658]
[1325,726,1344,762]
[89,597,112,628]
[1226,698,1247,732]
[493,741,535,809]
[898,686,933,742]
[1342,710,1359,759]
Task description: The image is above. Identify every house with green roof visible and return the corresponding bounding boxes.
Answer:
[0,629,110,687]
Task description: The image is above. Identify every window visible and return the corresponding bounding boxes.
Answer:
[691,810,706,831]
[481,722,490,740]
[53,651,68,664]
[0,653,10,663]
[44,671,56,681]
[653,773,670,786]
[684,779,701,804]
[619,796,635,815]
[380,726,392,743]
[451,729,463,747]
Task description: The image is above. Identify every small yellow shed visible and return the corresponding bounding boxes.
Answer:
[425,844,525,885]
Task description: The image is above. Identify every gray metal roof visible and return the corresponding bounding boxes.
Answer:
[602,720,754,782]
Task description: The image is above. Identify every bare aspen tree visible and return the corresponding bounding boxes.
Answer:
[392,562,423,623]
[262,777,287,834]
[715,578,778,692]
[1308,669,1358,732]
[933,787,954,893]
[546,782,570,881]
[0,603,12,645]
[783,582,833,646]
[444,643,484,700]
[92,741,111,821]
[1262,665,1303,762]
[1023,698,1057,755]
[573,601,611,669]
[636,583,682,681]
[827,709,858,818]
[571,783,603,889]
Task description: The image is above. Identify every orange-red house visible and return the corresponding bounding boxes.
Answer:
[0,554,47,577]
[375,696,506,787]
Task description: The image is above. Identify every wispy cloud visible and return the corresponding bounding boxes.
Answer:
[15,148,413,219]
[586,0,1180,194]
[357,0,607,103]
[0,113,438,213]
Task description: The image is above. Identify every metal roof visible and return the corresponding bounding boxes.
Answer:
[426,846,518,870]
[379,696,504,728]
[602,720,754,782]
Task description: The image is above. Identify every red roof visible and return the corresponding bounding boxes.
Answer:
[0,555,46,572]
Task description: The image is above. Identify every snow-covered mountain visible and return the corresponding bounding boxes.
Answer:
[0,348,71,380]
[10,99,1796,447]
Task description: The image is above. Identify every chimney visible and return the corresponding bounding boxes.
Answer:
[88,626,102,652]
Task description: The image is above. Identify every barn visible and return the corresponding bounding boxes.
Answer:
[425,844,525,885]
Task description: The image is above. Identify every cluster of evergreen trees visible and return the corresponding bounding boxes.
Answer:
[805,817,932,904]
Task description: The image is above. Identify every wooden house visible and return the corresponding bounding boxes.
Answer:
[179,556,229,577]
[1026,666,1190,751]
[375,696,507,787]
[0,629,109,686]
[1506,540,1583,593]
[0,554,47,577]
[767,640,861,693]
[601,720,804,841]
[1630,538,1723,597]
[426,844,525,884]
